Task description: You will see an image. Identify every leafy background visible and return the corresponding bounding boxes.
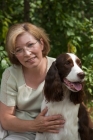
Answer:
[0,0,93,119]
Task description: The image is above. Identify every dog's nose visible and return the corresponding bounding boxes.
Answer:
[77,72,85,79]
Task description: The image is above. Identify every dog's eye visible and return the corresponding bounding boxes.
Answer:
[65,60,72,65]
[78,62,82,67]
[76,59,82,67]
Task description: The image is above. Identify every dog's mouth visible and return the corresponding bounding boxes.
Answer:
[63,78,82,92]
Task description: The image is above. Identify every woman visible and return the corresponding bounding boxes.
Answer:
[0,23,65,140]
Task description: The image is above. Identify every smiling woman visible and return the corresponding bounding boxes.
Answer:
[0,22,65,140]
[13,33,44,70]
[5,23,50,65]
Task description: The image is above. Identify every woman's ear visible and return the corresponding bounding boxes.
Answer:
[40,38,44,51]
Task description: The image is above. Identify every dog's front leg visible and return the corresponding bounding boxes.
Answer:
[78,103,89,140]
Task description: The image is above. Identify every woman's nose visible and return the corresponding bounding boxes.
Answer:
[23,49,31,56]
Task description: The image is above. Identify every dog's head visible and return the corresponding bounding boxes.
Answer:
[44,53,85,104]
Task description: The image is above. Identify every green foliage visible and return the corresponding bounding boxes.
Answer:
[0,0,93,107]
[0,46,10,84]
[83,66,93,95]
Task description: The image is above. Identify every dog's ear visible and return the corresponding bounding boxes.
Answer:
[44,61,63,102]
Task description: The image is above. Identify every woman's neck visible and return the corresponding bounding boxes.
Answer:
[22,57,47,76]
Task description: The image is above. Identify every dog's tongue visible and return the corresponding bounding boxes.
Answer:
[71,82,82,91]
[64,78,82,91]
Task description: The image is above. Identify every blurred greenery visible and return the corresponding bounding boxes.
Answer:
[0,0,93,117]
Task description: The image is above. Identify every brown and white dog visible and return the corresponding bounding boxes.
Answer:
[35,53,93,140]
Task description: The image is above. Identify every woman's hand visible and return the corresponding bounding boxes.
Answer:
[34,107,65,133]
[0,102,65,133]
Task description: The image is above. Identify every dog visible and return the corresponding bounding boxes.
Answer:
[35,53,93,140]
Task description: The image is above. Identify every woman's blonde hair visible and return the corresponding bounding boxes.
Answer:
[6,22,50,65]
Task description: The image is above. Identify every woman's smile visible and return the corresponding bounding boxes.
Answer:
[25,56,36,63]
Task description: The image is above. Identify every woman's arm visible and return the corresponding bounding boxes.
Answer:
[0,102,65,133]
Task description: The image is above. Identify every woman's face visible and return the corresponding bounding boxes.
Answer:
[15,33,44,69]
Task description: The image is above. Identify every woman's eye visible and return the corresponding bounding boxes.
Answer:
[28,43,33,47]
[15,49,22,53]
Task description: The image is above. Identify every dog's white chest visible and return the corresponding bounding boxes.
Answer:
[36,98,81,140]
[47,98,80,140]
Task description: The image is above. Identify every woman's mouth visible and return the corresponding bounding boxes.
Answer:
[25,56,36,62]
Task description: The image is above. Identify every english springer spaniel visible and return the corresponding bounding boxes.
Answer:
[35,53,93,140]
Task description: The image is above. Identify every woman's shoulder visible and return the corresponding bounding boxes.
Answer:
[47,56,56,62]
[46,56,56,70]
[4,65,21,72]
[2,65,24,87]
[3,65,22,78]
